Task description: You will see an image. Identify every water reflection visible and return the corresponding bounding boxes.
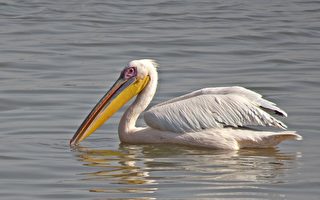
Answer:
[79,148,155,185]
[72,144,301,199]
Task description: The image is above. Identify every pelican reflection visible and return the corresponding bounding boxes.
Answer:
[72,144,301,199]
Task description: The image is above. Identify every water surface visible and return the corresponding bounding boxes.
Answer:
[1,0,320,199]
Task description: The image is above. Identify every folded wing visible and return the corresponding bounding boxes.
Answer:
[144,86,287,133]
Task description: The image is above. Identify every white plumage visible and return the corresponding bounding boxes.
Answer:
[71,59,302,149]
[144,86,287,133]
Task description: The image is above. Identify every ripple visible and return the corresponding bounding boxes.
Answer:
[0,0,319,199]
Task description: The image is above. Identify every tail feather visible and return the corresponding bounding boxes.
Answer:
[237,131,302,149]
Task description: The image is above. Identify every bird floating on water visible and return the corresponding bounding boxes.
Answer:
[70,59,302,150]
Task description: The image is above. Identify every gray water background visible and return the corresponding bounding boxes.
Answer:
[1,0,320,199]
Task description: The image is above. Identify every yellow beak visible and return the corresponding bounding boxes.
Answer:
[70,75,150,146]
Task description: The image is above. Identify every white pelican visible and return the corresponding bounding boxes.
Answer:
[70,59,302,150]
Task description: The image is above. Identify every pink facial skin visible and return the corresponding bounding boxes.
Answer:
[123,67,137,79]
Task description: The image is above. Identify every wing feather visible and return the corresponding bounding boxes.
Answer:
[144,87,287,133]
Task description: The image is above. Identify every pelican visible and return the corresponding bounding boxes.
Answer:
[70,59,301,150]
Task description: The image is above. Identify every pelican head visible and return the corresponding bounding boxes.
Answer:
[70,59,157,145]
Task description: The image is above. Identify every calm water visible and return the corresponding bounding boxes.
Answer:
[1,0,320,199]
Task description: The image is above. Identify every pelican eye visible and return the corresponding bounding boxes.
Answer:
[123,67,137,79]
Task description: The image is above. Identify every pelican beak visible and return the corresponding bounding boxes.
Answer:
[70,75,150,146]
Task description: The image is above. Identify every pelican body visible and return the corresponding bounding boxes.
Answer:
[70,59,301,150]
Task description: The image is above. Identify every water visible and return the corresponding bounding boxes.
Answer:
[1,0,320,199]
